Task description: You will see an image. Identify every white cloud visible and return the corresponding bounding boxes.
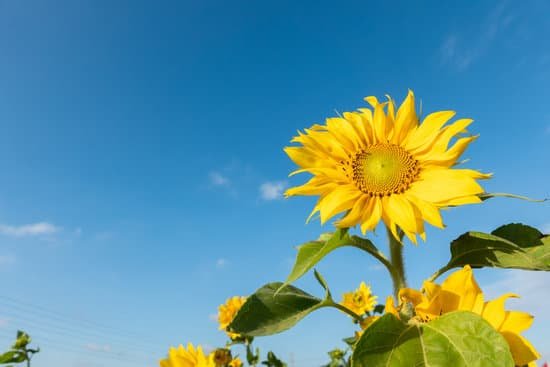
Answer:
[85,343,111,352]
[0,222,61,237]
[259,181,288,200]
[440,1,512,71]
[209,171,230,186]
[216,258,227,268]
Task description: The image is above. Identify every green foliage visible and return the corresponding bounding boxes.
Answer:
[229,283,323,337]
[323,348,348,367]
[261,351,287,367]
[433,223,550,279]
[0,331,39,366]
[352,312,514,367]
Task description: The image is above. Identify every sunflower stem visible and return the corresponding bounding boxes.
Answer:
[387,227,407,299]
[324,299,363,322]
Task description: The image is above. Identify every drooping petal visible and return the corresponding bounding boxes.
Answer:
[482,293,520,330]
[336,195,369,228]
[500,311,534,334]
[317,186,362,224]
[501,332,541,367]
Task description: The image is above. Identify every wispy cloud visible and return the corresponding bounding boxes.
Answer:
[0,222,61,237]
[85,343,111,352]
[259,181,288,201]
[209,171,230,186]
[440,1,513,71]
[216,258,228,268]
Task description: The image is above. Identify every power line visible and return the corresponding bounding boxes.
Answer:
[0,304,158,356]
[0,294,159,344]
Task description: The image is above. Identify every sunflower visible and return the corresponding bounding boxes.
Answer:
[284,91,490,243]
[394,266,540,367]
[159,343,215,367]
[341,281,378,316]
[228,357,243,367]
[218,296,247,339]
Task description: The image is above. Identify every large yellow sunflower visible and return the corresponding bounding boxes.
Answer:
[159,343,215,367]
[285,91,490,242]
[393,266,540,367]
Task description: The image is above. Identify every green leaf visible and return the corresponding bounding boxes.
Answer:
[444,223,550,272]
[228,283,323,337]
[279,229,351,291]
[352,311,514,367]
[0,351,26,364]
[279,229,390,292]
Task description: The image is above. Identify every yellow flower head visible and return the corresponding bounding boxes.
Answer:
[228,357,243,367]
[285,91,490,243]
[160,343,215,367]
[341,282,377,316]
[397,266,540,366]
[218,296,247,339]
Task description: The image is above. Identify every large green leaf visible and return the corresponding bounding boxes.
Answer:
[444,223,550,272]
[228,283,323,337]
[279,229,389,291]
[352,312,514,367]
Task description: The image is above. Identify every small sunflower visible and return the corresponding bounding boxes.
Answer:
[228,357,243,367]
[159,343,215,367]
[394,266,540,367]
[285,91,490,243]
[341,281,377,316]
[218,296,247,339]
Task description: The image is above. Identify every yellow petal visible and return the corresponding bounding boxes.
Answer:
[399,288,424,306]
[501,331,540,366]
[372,103,388,143]
[384,195,418,234]
[406,194,444,228]
[440,265,484,313]
[408,168,486,206]
[336,195,368,228]
[360,197,382,234]
[384,296,399,316]
[482,293,519,330]
[500,311,534,335]
[392,90,417,144]
[284,147,322,169]
[317,186,362,224]
[404,110,456,152]
[364,95,379,108]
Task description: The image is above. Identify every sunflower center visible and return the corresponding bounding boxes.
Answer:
[351,144,420,196]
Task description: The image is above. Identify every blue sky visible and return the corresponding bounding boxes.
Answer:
[0,0,549,366]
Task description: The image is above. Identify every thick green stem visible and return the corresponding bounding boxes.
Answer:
[387,227,406,299]
[325,299,363,322]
